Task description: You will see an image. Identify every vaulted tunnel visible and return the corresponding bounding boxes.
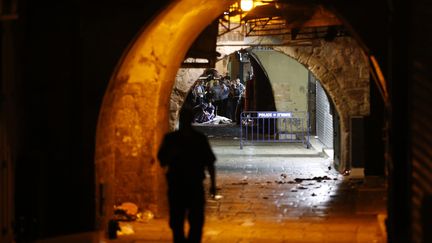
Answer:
[95,0,380,234]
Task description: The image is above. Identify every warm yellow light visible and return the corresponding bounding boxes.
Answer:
[240,0,254,11]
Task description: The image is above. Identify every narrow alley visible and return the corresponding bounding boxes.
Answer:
[107,125,387,243]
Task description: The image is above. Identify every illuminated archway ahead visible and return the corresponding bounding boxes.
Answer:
[171,39,370,173]
[95,0,375,226]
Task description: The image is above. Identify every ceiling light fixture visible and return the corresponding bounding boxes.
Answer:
[240,0,254,11]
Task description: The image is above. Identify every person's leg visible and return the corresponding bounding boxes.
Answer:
[187,195,205,243]
[214,100,220,116]
[169,191,187,243]
[236,97,244,125]
[231,99,238,121]
[169,208,186,243]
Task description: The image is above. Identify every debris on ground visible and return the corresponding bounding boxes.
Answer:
[294,176,333,183]
[117,224,134,235]
[231,182,248,185]
[136,210,154,222]
[114,202,138,221]
[116,202,138,216]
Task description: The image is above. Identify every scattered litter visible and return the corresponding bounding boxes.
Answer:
[294,176,333,183]
[231,182,248,185]
[213,194,223,200]
[117,224,134,235]
[114,202,139,221]
[280,173,287,179]
[136,210,154,222]
[116,202,138,216]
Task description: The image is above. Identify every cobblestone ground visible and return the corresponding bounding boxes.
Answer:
[38,125,386,243]
[111,125,387,243]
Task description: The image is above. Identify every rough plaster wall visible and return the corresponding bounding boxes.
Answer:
[251,49,309,113]
[169,68,205,130]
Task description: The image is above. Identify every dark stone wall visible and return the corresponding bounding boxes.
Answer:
[12,0,169,240]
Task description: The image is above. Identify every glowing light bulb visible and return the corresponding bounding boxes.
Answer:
[240,0,254,11]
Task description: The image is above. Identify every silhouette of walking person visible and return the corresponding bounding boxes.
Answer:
[158,107,217,243]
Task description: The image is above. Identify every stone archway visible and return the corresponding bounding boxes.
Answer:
[94,0,233,228]
[273,37,370,172]
[94,0,374,228]
[169,38,369,173]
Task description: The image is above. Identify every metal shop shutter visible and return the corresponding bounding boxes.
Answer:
[315,81,333,148]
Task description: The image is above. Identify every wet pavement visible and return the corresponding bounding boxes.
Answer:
[38,124,387,243]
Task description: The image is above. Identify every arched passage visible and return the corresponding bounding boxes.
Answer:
[170,40,369,173]
[273,38,370,172]
[95,0,378,227]
[95,0,234,227]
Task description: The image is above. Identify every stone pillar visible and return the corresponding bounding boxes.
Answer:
[169,68,205,130]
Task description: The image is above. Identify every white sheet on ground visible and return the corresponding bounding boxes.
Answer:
[193,115,232,125]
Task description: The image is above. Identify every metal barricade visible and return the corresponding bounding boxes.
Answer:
[240,111,311,149]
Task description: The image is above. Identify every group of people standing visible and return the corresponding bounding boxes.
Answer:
[191,76,245,123]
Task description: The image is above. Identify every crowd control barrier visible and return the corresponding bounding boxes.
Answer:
[240,111,311,149]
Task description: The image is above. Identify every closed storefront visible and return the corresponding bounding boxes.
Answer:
[315,80,333,148]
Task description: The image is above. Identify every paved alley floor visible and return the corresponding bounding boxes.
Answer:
[38,125,387,243]
[110,125,387,243]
